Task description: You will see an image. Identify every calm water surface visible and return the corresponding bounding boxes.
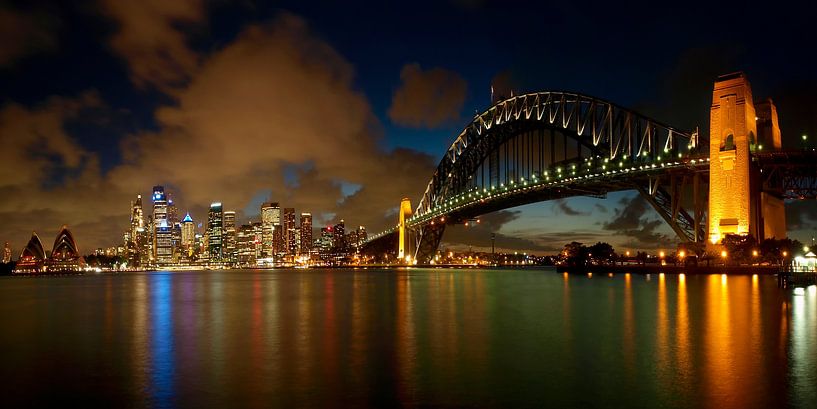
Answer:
[0,268,815,408]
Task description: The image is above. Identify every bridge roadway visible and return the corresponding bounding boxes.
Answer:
[366,155,712,243]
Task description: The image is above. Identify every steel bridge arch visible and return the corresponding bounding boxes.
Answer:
[415,91,701,218]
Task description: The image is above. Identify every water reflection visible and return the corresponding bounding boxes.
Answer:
[790,287,817,406]
[2,269,815,408]
[150,273,175,407]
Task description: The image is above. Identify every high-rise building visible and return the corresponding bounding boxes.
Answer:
[207,202,224,261]
[167,195,179,225]
[237,224,253,266]
[152,186,172,264]
[333,220,346,250]
[224,210,237,264]
[318,226,334,258]
[2,242,11,263]
[181,213,195,257]
[127,194,144,267]
[299,212,312,255]
[261,202,280,257]
[283,208,296,256]
[356,226,367,246]
[252,222,263,260]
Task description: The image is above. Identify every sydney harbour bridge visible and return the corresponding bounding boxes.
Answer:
[361,72,817,263]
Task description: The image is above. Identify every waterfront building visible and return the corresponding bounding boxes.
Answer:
[152,186,172,264]
[15,233,45,272]
[207,202,224,261]
[284,208,296,256]
[356,226,367,246]
[299,212,312,256]
[224,210,237,264]
[47,226,82,271]
[260,202,280,257]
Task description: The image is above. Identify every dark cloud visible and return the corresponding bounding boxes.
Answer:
[441,210,548,253]
[552,199,588,216]
[490,70,524,102]
[594,204,608,213]
[0,6,58,66]
[388,63,467,128]
[101,0,204,92]
[787,200,817,233]
[603,195,674,248]
[0,13,437,251]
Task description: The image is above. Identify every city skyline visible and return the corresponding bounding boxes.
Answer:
[0,1,815,255]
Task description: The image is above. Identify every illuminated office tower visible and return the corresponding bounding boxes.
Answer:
[283,208,296,256]
[167,195,178,224]
[207,202,224,261]
[181,213,195,257]
[152,186,172,264]
[299,212,312,255]
[261,202,280,257]
[237,224,256,266]
[224,210,237,264]
[252,222,263,260]
[357,226,367,245]
[333,220,346,250]
[128,194,145,266]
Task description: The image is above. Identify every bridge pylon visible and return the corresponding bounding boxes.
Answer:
[398,198,413,262]
[707,72,786,250]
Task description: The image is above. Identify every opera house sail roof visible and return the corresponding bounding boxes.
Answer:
[14,226,83,273]
[47,226,82,271]
[16,232,46,271]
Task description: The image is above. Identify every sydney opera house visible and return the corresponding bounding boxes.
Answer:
[14,226,83,273]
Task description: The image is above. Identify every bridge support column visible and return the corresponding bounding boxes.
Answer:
[707,72,787,251]
[707,73,755,250]
[398,198,413,262]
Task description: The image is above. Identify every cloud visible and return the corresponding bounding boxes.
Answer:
[387,63,467,128]
[0,6,58,66]
[602,194,674,248]
[0,92,132,251]
[0,13,438,253]
[594,203,608,213]
[441,210,572,254]
[100,0,205,92]
[552,199,588,216]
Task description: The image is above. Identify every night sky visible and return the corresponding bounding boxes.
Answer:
[1,0,815,254]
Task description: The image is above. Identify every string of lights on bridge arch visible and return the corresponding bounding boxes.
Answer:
[365,151,712,243]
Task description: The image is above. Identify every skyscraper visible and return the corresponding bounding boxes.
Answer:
[128,194,144,266]
[223,210,237,264]
[152,186,172,264]
[207,202,224,261]
[283,208,296,256]
[237,223,256,266]
[299,212,312,256]
[261,202,280,257]
[333,219,346,251]
[181,213,195,257]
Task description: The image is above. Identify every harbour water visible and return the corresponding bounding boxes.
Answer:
[0,268,815,408]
